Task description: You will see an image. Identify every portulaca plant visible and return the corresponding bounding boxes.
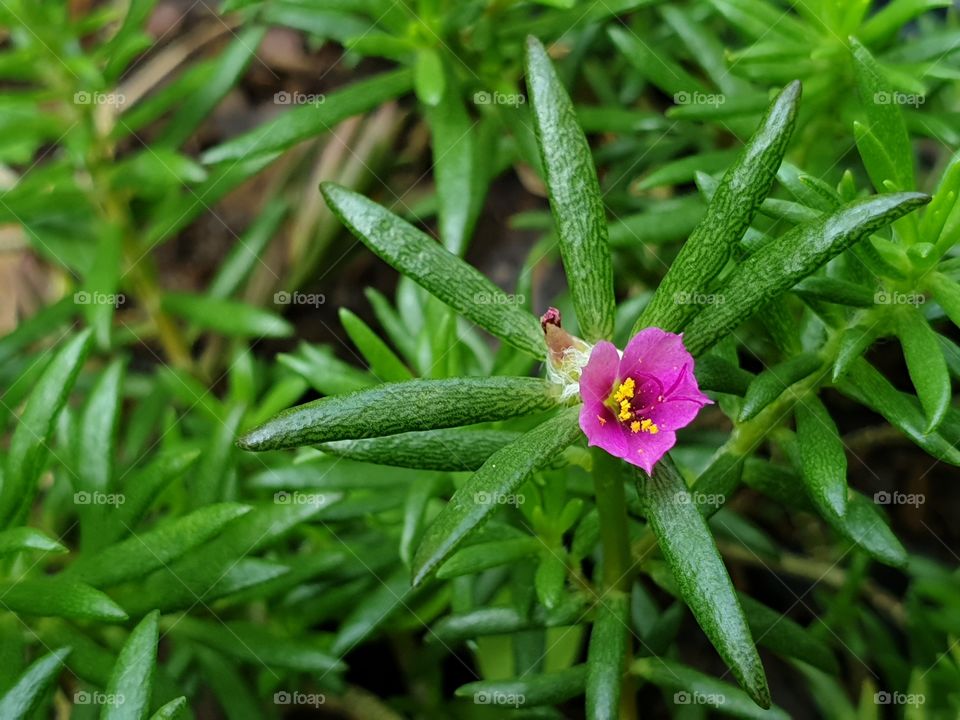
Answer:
[235,37,946,717]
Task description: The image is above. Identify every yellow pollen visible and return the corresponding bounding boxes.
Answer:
[613,377,635,402]
[630,420,641,433]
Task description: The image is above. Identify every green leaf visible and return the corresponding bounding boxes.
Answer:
[833,322,884,381]
[739,595,838,675]
[850,38,914,190]
[320,182,545,357]
[68,504,251,587]
[0,578,128,622]
[159,26,267,148]
[635,81,801,335]
[0,647,71,720]
[586,593,630,719]
[339,308,413,382]
[642,458,769,708]
[929,272,960,328]
[694,355,754,396]
[838,359,960,465]
[0,328,93,527]
[414,47,445,106]
[632,656,787,720]
[411,407,581,585]
[318,428,517,471]
[149,697,187,720]
[75,358,125,548]
[425,89,483,256]
[119,499,339,614]
[201,69,412,163]
[332,567,413,655]
[739,353,823,421]
[795,396,848,516]
[684,192,929,356]
[208,199,288,299]
[173,617,344,673]
[100,449,201,548]
[0,527,66,558]
[455,665,587,707]
[162,292,293,338]
[526,36,616,341]
[239,376,558,451]
[437,537,542,579]
[897,309,951,431]
[792,276,876,307]
[103,610,160,720]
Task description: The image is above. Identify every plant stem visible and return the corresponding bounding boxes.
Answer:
[590,447,636,719]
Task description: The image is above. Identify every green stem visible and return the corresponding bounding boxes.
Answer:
[590,447,636,720]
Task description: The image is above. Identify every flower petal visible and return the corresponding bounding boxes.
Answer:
[620,328,692,382]
[578,341,620,411]
[625,428,678,474]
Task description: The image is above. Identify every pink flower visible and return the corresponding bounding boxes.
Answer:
[578,328,712,474]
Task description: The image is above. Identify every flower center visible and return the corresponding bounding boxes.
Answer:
[605,377,659,434]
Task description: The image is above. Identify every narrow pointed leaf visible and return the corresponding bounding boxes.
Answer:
[437,537,543,579]
[162,292,293,338]
[897,310,951,431]
[0,527,66,557]
[412,407,581,585]
[321,182,545,357]
[318,429,519,471]
[339,308,413,382]
[526,36,615,341]
[0,648,70,720]
[201,69,412,163]
[739,353,822,421]
[586,593,630,719]
[0,578,128,622]
[149,697,187,720]
[796,396,848,516]
[68,504,251,587]
[103,610,160,720]
[632,657,787,720]
[850,38,914,190]
[634,81,801,335]
[684,192,930,355]
[642,458,770,708]
[239,377,558,451]
[739,595,838,674]
[0,329,92,526]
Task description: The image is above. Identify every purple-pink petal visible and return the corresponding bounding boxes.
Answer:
[578,328,711,473]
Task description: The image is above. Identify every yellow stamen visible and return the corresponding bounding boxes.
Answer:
[630,420,641,433]
[597,415,606,426]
